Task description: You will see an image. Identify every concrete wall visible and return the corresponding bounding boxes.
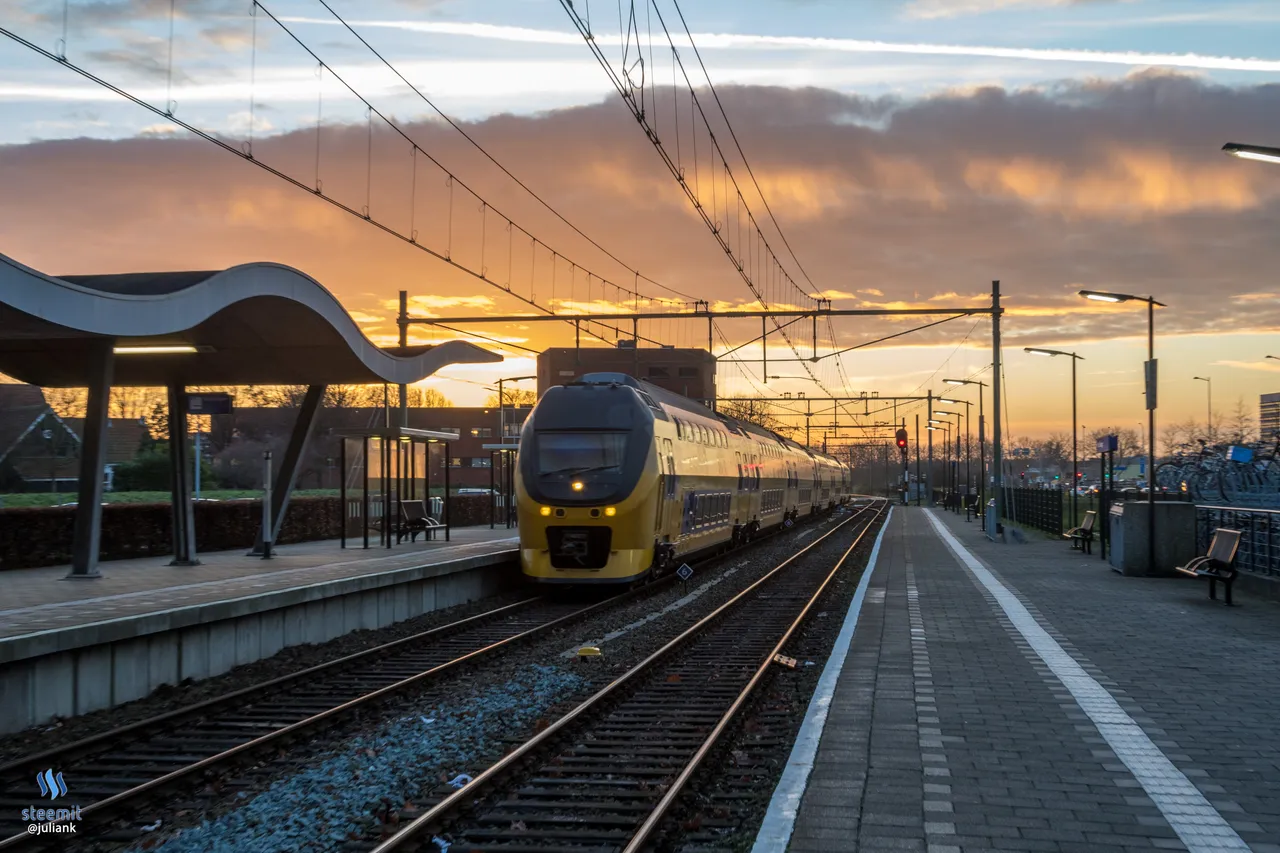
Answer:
[0,552,515,735]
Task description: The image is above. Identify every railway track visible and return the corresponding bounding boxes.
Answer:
[0,506,853,849]
[0,594,622,848]
[365,499,887,853]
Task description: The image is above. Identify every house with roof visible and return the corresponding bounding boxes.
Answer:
[0,384,149,492]
[0,384,80,492]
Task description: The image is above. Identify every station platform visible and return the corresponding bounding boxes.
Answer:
[755,506,1280,853]
[0,528,519,734]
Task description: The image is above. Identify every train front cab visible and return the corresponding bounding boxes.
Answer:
[517,471,660,584]
[517,379,662,585]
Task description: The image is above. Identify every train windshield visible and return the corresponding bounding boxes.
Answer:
[537,432,628,475]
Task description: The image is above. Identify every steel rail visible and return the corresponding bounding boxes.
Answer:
[625,502,885,851]
[0,508,840,849]
[0,596,540,779]
[0,593,627,850]
[370,499,883,852]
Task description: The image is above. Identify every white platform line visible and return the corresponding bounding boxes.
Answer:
[923,510,1251,853]
[0,538,519,617]
[751,506,894,853]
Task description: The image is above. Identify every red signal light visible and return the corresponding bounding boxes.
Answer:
[895,428,908,450]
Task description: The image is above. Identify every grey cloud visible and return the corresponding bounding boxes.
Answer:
[3,73,1280,351]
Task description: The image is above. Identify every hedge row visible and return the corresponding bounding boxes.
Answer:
[0,494,499,571]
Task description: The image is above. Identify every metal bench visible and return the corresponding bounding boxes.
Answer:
[1175,528,1242,605]
[1064,510,1097,554]
[397,498,444,543]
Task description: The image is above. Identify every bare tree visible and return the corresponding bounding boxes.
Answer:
[1223,397,1256,446]
[484,388,536,408]
[1086,426,1144,462]
[111,386,164,419]
[717,397,784,432]
[43,387,88,418]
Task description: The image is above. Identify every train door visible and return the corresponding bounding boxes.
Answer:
[662,439,677,534]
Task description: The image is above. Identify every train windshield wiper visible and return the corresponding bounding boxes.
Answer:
[540,465,614,476]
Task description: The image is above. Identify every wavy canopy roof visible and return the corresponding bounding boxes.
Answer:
[0,254,501,387]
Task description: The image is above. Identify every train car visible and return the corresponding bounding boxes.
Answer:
[515,372,853,585]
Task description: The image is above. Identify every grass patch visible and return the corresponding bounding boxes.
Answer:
[0,489,341,508]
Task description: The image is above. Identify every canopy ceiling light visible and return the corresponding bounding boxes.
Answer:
[113,345,205,355]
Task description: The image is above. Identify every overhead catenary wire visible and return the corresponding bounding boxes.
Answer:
[309,0,697,305]
[557,0,836,398]
[669,0,819,298]
[0,14,686,358]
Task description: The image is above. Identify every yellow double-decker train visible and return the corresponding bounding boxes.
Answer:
[515,373,853,585]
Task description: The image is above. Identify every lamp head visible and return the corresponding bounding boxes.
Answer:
[1223,142,1280,164]
[1079,290,1127,303]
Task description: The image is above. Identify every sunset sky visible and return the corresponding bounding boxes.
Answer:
[3,0,1280,442]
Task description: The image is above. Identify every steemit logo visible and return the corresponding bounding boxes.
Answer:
[36,770,67,800]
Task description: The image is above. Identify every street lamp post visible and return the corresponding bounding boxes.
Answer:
[928,421,951,496]
[944,378,988,508]
[496,375,537,444]
[1078,289,1165,573]
[934,410,963,502]
[1024,347,1085,527]
[1193,376,1212,439]
[936,400,973,497]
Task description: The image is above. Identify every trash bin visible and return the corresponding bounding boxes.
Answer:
[1108,503,1125,572]
[1108,501,1196,576]
[985,498,998,541]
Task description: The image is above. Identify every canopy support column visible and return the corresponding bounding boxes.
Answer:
[168,383,199,566]
[66,340,114,579]
[250,384,326,555]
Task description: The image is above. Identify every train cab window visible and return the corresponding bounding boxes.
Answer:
[536,432,628,474]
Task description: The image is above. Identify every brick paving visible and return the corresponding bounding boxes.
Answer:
[0,528,517,638]
[774,506,1280,853]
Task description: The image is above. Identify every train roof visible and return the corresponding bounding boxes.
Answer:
[569,372,845,465]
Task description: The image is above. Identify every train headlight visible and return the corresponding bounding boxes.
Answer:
[605,506,617,517]
[539,506,551,516]
[572,481,584,491]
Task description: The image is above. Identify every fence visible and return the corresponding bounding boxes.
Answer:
[1001,487,1063,536]
[1196,505,1280,579]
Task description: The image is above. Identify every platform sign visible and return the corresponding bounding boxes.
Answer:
[186,392,233,415]
[1096,434,1119,453]
[676,563,693,581]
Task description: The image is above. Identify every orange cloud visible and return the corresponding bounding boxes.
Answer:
[963,149,1260,218]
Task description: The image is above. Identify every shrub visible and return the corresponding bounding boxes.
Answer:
[113,446,218,492]
[0,494,497,570]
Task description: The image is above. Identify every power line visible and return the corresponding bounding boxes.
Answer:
[669,0,819,297]
[557,0,835,398]
[0,13,687,357]
[309,0,697,305]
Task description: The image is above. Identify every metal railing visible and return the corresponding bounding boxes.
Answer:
[1001,487,1063,536]
[1196,505,1280,578]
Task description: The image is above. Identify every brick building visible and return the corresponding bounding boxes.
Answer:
[0,384,148,492]
[218,405,532,490]
[1261,392,1280,443]
[537,345,716,406]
